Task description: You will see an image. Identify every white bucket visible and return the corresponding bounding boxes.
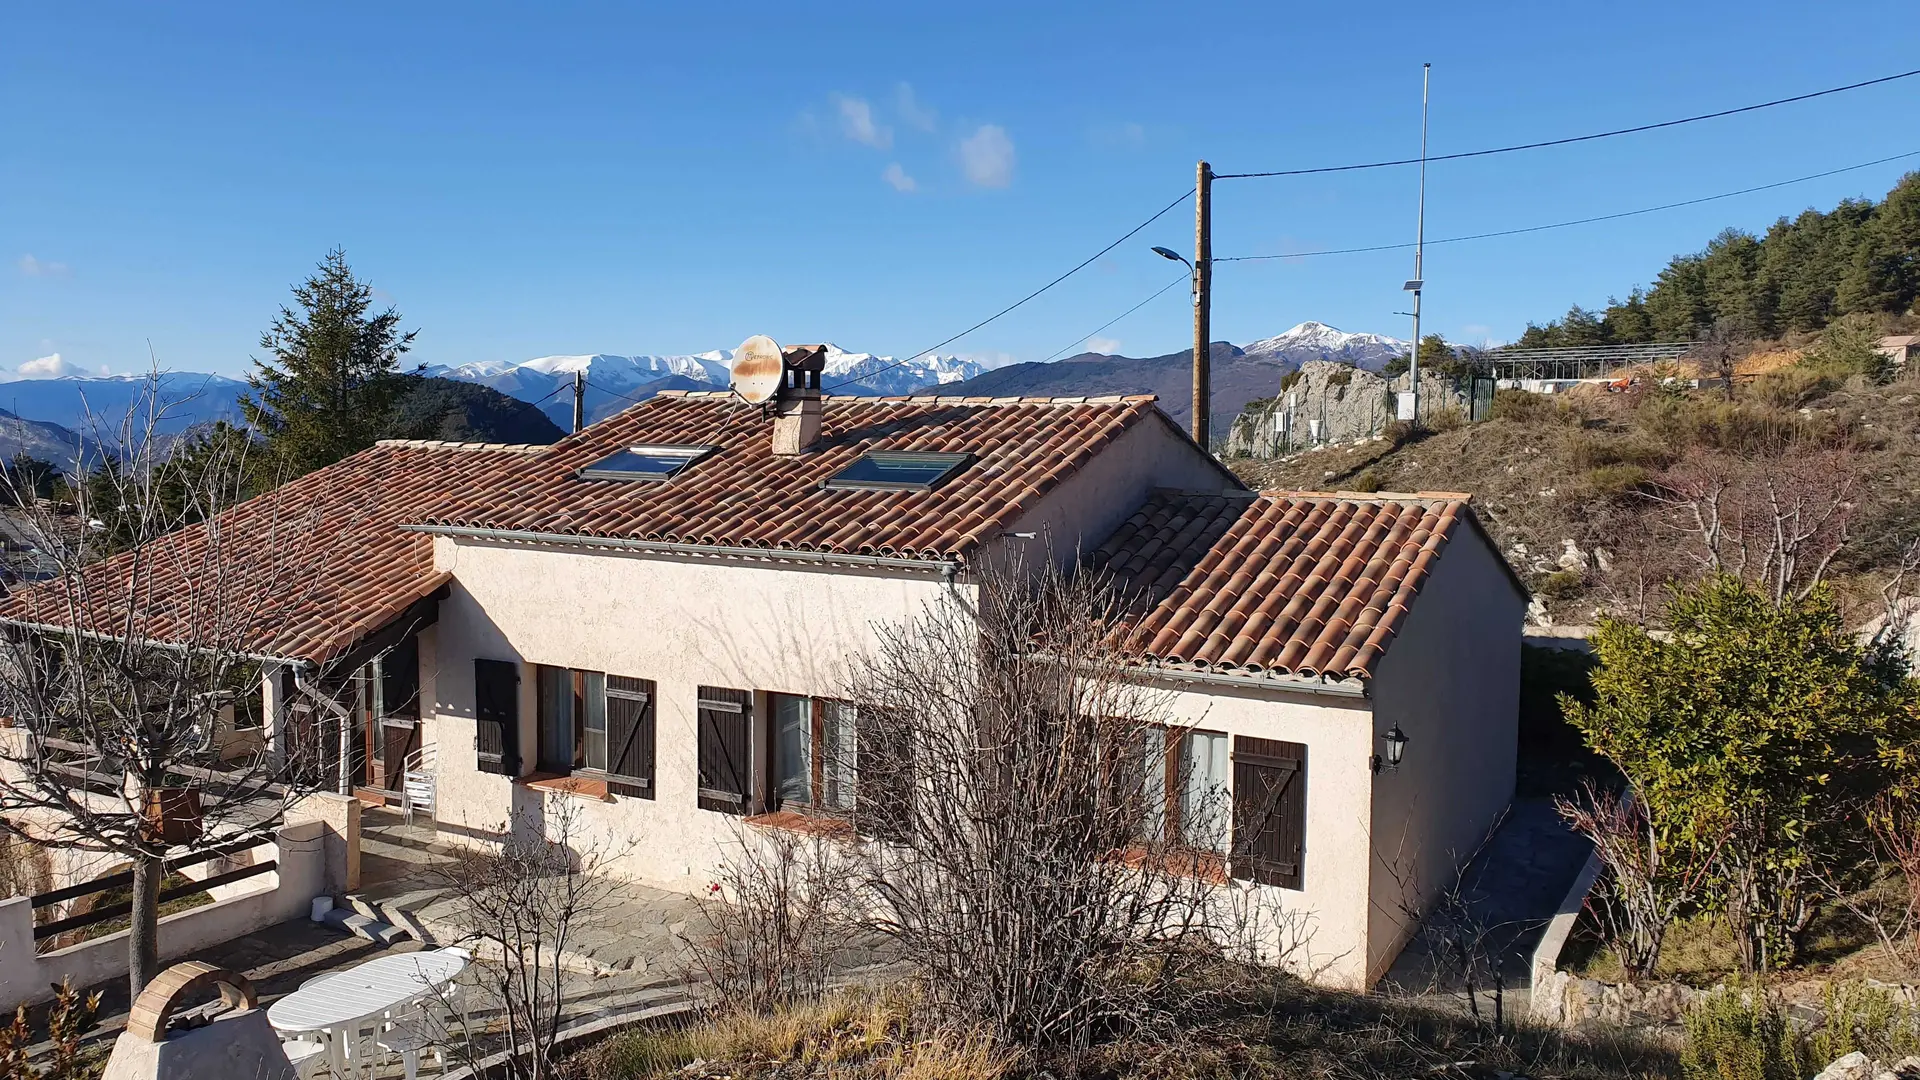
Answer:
[310,896,333,923]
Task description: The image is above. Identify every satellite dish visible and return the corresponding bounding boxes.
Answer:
[731,335,785,405]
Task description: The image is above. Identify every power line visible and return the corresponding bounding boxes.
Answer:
[1041,274,1190,363]
[823,188,1194,391]
[1215,67,1920,180]
[1214,149,1920,263]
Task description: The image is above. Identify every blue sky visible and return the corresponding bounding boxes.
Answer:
[5,1,1917,379]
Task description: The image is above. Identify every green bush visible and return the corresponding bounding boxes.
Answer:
[1681,987,1802,1080]
[1751,366,1840,409]
[1584,463,1652,499]
[1802,313,1893,384]
[1347,468,1383,494]
[1425,404,1467,433]
[1807,982,1920,1065]
[1489,388,1567,425]
[1279,369,1305,393]
[1536,569,1586,601]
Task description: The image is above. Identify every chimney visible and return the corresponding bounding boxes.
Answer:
[771,344,827,455]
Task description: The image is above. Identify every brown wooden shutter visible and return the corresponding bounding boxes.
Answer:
[474,659,521,776]
[1230,736,1307,890]
[697,686,750,814]
[604,675,656,799]
[854,708,911,840]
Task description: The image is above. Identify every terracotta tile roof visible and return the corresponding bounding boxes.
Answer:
[0,441,542,666]
[1089,489,1520,682]
[420,392,1188,560]
[3,394,1194,663]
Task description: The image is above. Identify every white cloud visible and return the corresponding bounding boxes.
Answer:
[17,353,74,378]
[881,163,917,192]
[833,94,891,149]
[894,83,937,132]
[17,254,70,278]
[958,124,1015,188]
[958,351,1020,370]
[1086,337,1122,356]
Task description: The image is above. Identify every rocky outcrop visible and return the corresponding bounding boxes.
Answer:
[1223,361,1473,458]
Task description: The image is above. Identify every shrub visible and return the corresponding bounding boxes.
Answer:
[1751,366,1839,409]
[1489,388,1563,425]
[1278,369,1305,393]
[1348,468,1383,494]
[1680,987,1802,1080]
[1536,569,1585,601]
[1381,419,1423,445]
[1802,313,1893,383]
[1806,981,1920,1065]
[1326,366,1353,388]
[1584,463,1651,499]
[1425,404,1467,433]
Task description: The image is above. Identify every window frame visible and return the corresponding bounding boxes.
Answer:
[820,451,974,492]
[1138,723,1231,855]
[764,692,858,816]
[576,444,719,482]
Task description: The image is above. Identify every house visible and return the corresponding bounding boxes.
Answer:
[1878,335,1919,370]
[1,348,1526,989]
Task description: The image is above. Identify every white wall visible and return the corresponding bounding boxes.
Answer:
[1364,522,1525,985]
[1149,677,1377,989]
[426,536,966,887]
[0,823,328,1012]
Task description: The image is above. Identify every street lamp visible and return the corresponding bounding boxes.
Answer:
[1152,246,1198,306]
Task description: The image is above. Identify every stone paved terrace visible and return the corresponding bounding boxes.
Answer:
[47,808,707,1076]
[1380,796,1595,1005]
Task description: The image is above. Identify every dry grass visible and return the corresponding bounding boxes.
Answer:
[569,978,1680,1080]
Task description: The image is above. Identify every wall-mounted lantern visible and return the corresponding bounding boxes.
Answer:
[1373,726,1410,774]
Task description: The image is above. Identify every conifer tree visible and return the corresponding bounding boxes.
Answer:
[244,250,421,474]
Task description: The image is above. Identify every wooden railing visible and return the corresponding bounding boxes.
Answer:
[28,836,279,942]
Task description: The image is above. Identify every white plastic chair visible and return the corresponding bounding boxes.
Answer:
[377,1010,451,1080]
[281,1037,329,1079]
[401,744,437,826]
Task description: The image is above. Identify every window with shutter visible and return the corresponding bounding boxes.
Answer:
[697,686,751,814]
[474,659,521,776]
[603,675,655,799]
[1230,736,1307,890]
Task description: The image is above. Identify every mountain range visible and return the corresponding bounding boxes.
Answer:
[0,323,1405,457]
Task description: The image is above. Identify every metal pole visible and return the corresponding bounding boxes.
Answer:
[572,370,586,433]
[1409,63,1430,424]
[1192,161,1213,449]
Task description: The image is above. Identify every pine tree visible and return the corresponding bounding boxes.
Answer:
[244,250,422,475]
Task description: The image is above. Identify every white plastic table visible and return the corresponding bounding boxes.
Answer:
[269,951,468,1078]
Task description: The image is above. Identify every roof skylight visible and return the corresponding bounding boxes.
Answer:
[578,445,718,482]
[823,451,974,492]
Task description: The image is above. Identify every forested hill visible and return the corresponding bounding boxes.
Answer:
[1518,172,1920,347]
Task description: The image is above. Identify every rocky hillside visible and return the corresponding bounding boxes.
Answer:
[1223,361,1469,456]
[1227,361,1920,630]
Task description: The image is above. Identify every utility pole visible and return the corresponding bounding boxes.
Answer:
[1192,160,1213,449]
[572,369,586,434]
[1405,63,1431,424]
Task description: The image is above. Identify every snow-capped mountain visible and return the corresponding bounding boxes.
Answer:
[426,346,985,427]
[1239,322,1407,370]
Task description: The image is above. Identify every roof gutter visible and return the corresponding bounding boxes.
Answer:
[404,524,966,576]
[1133,662,1371,700]
[0,616,304,667]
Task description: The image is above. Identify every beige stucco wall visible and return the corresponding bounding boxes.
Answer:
[424,535,967,887]
[983,413,1241,576]
[1149,677,1378,989]
[1364,522,1525,985]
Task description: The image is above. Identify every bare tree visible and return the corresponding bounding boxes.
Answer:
[431,799,628,1080]
[0,379,343,996]
[1650,447,1855,605]
[682,826,860,1015]
[835,559,1275,1051]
